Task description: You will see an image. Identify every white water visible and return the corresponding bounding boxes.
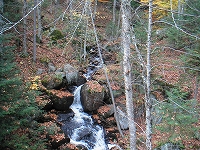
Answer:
[68,85,109,150]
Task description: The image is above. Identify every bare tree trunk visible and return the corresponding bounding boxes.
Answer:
[121,0,137,149]
[178,0,184,18]
[145,0,153,149]
[23,0,27,54]
[87,0,124,138]
[0,0,3,52]
[112,0,116,23]
[54,0,58,28]
[83,1,89,61]
[37,0,42,40]
[194,73,199,101]
[93,0,97,20]
[33,0,37,62]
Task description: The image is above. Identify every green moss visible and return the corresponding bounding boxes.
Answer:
[40,56,50,64]
[50,30,64,41]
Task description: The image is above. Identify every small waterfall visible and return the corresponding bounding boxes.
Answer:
[58,85,109,150]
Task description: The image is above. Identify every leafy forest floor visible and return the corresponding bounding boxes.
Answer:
[13,2,200,150]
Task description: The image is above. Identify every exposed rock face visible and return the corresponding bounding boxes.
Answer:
[80,80,105,112]
[116,106,129,130]
[48,62,56,72]
[41,73,63,89]
[49,89,74,111]
[97,104,129,129]
[64,64,78,85]
[97,105,114,119]
[51,134,70,149]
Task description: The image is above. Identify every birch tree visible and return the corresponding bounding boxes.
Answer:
[37,0,42,41]
[112,0,116,23]
[121,0,137,149]
[33,0,37,62]
[145,0,153,149]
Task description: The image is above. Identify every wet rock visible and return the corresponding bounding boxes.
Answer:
[80,80,105,112]
[57,111,75,122]
[76,71,87,86]
[49,89,74,111]
[51,134,70,149]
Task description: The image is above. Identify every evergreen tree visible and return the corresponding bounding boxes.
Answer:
[165,0,200,99]
[0,34,46,149]
[155,88,199,146]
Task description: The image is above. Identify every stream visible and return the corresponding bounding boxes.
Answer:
[57,48,116,150]
[58,85,110,150]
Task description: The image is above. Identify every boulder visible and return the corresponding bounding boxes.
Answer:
[154,143,181,150]
[37,68,45,75]
[97,105,114,119]
[51,134,70,149]
[48,62,56,72]
[63,64,78,85]
[49,89,74,111]
[41,73,63,89]
[117,106,129,130]
[80,80,105,112]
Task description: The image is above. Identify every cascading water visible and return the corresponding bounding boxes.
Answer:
[58,85,111,150]
[58,48,118,150]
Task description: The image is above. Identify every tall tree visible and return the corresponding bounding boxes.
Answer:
[37,0,42,40]
[0,0,3,52]
[121,0,137,149]
[112,0,116,23]
[23,0,27,54]
[145,0,153,149]
[33,0,37,62]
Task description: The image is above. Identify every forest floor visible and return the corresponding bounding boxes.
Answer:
[14,2,200,150]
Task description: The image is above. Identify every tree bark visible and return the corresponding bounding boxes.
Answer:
[37,0,42,40]
[87,1,124,137]
[0,0,3,52]
[145,0,153,149]
[23,0,27,54]
[33,0,37,62]
[93,0,98,20]
[112,0,116,23]
[83,0,89,61]
[121,0,137,149]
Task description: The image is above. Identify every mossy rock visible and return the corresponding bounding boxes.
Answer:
[50,30,64,41]
[41,73,63,89]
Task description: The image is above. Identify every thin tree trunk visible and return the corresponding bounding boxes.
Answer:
[194,73,199,101]
[0,0,3,52]
[54,0,58,28]
[88,1,124,138]
[37,0,42,40]
[83,1,89,61]
[121,0,137,149]
[178,0,184,18]
[145,0,153,149]
[112,0,116,23]
[33,0,37,62]
[93,0,97,20]
[23,0,27,54]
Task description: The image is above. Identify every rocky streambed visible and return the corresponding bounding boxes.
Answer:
[34,48,138,149]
